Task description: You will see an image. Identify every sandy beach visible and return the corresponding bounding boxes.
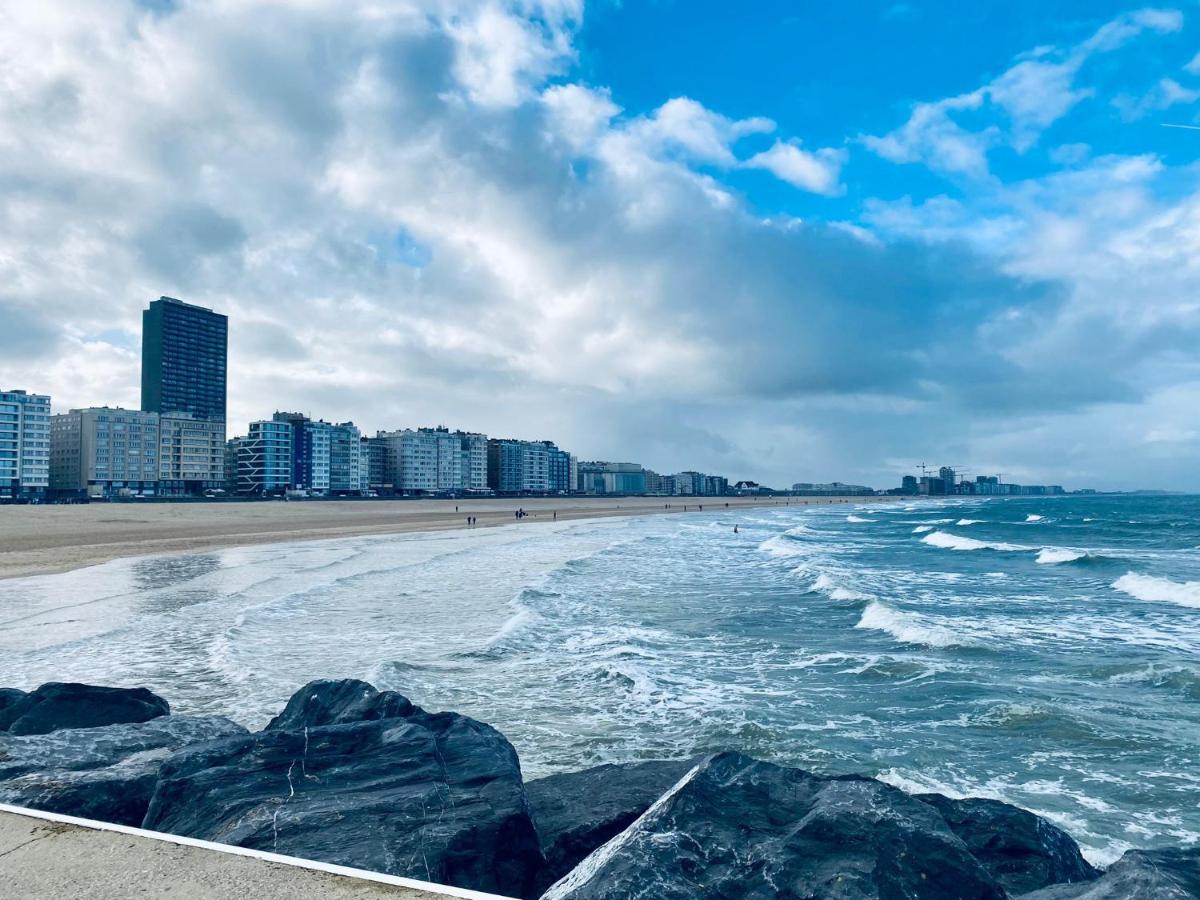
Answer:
[0,495,899,580]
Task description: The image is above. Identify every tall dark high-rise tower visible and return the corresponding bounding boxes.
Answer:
[141,296,228,419]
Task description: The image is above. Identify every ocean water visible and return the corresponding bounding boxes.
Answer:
[2,494,1198,865]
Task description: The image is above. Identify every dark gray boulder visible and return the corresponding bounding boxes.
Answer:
[0,688,26,721]
[527,758,701,894]
[1019,847,1200,899]
[0,715,246,826]
[143,683,542,898]
[265,678,416,730]
[917,793,1099,895]
[543,751,1006,900]
[0,682,170,735]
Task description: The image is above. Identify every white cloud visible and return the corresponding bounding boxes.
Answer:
[865,8,1185,175]
[743,141,846,195]
[1113,77,1200,121]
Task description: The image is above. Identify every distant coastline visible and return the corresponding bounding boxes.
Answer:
[0,494,907,581]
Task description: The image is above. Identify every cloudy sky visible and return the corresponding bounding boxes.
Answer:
[3,0,1199,490]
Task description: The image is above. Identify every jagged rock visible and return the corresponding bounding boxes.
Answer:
[0,682,170,735]
[265,678,416,730]
[143,681,542,898]
[527,758,700,894]
[0,715,246,826]
[1019,847,1200,899]
[543,751,1006,900]
[917,794,1099,895]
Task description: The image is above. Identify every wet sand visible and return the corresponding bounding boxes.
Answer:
[0,495,897,580]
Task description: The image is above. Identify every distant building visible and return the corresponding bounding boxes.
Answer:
[487,438,566,493]
[274,413,331,492]
[673,471,727,496]
[901,475,918,494]
[141,296,228,421]
[329,422,365,494]
[158,413,225,496]
[792,482,874,496]
[236,420,292,495]
[578,461,647,495]
[51,408,160,498]
[0,389,50,501]
[375,427,488,494]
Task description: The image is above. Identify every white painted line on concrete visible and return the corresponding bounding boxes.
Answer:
[0,802,515,900]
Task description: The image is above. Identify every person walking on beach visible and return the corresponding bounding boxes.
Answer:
[734,524,739,534]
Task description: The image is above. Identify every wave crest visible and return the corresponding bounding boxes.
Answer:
[855,601,974,649]
[921,530,1028,552]
[1112,573,1200,609]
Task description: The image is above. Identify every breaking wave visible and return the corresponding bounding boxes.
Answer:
[912,525,934,534]
[1112,573,1200,609]
[921,531,1028,552]
[846,515,874,523]
[855,601,974,649]
[1036,548,1087,565]
[1026,514,1045,522]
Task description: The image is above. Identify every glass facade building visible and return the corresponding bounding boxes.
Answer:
[0,389,51,500]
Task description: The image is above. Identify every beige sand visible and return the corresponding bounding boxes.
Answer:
[0,495,898,581]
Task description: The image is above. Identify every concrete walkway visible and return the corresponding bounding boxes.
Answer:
[0,805,512,900]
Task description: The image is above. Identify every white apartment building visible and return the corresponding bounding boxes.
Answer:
[0,389,50,500]
[50,407,160,498]
[377,427,489,494]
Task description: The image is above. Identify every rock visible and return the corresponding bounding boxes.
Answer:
[265,678,415,731]
[917,794,1099,895]
[0,716,247,826]
[0,682,170,735]
[1019,847,1200,899]
[0,688,26,721]
[143,682,542,898]
[527,758,700,894]
[543,751,1006,900]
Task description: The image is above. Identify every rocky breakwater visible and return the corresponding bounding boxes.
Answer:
[1,678,1196,899]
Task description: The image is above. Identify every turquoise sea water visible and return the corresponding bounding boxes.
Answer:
[1,494,1197,864]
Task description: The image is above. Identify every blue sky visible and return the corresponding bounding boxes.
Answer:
[2,1,1200,489]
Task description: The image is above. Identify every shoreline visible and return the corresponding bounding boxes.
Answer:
[0,495,905,581]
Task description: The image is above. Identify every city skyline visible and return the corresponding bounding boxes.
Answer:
[3,3,1200,490]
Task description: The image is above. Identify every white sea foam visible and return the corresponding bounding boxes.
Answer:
[1036,548,1087,565]
[956,519,983,526]
[912,525,934,534]
[1025,514,1045,522]
[921,530,1028,552]
[1112,573,1200,609]
[846,515,874,523]
[810,573,869,602]
[855,601,972,648]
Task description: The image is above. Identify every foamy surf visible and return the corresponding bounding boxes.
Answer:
[912,525,934,534]
[810,573,870,602]
[1026,514,1045,522]
[921,530,1028,552]
[846,515,874,523]
[855,601,974,649]
[1112,573,1200,609]
[956,519,983,526]
[1036,548,1088,565]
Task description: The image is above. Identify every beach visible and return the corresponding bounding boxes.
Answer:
[0,495,889,580]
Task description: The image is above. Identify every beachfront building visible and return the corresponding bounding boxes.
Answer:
[0,389,51,501]
[273,412,332,493]
[376,427,489,495]
[578,461,647,495]
[141,296,228,421]
[792,482,874,496]
[235,420,292,495]
[158,413,225,496]
[671,472,729,496]
[487,438,570,493]
[50,407,160,498]
[329,422,366,494]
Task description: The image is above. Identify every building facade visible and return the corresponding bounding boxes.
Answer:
[487,438,566,493]
[577,461,647,495]
[141,296,228,420]
[0,389,50,500]
[50,408,160,498]
[329,422,365,494]
[236,420,292,495]
[158,413,225,496]
[375,427,489,494]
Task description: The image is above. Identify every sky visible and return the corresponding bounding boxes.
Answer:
[2,1,1200,491]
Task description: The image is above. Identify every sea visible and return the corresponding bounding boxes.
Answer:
[2,493,1198,865]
